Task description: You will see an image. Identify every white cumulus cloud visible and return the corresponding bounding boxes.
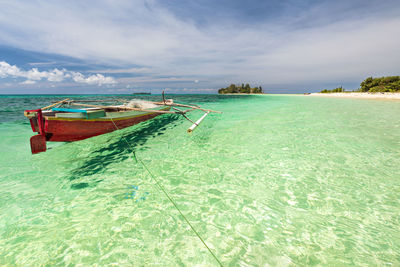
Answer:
[0,61,22,77]
[46,68,65,82]
[21,80,37,85]
[71,72,116,85]
[0,61,116,85]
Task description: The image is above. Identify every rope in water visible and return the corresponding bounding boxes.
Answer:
[110,118,223,266]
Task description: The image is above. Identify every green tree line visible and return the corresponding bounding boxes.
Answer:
[218,83,263,94]
[320,86,344,93]
[320,76,400,93]
[360,76,400,92]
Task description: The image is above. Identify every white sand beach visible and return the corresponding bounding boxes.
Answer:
[310,92,400,100]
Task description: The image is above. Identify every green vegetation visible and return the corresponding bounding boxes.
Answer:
[319,76,400,93]
[320,86,344,93]
[360,76,400,92]
[218,83,263,94]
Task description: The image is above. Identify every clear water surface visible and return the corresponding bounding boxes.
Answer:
[0,94,399,266]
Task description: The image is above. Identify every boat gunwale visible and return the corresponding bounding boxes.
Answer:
[45,106,171,122]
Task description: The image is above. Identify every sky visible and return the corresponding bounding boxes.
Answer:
[0,0,399,94]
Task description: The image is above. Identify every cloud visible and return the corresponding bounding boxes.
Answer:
[72,72,116,85]
[27,61,58,66]
[107,88,130,93]
[118,76,194,83]
[21,80,36,85]
[46,68,65,82]
[0,61,116,85]
[0,1,399,92]
[93,67,152,74]
[0,61,20,77]
[182,87,214,93]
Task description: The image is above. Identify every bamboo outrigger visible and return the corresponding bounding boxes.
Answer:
[24,94,221,154]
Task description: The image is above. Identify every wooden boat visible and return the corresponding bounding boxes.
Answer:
[24,96,220,154]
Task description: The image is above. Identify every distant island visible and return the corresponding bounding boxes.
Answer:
[319,76,400,93]
[132,92,151,95]
[218,83,263,94]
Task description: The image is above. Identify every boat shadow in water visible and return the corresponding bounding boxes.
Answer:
[68,114,182,189]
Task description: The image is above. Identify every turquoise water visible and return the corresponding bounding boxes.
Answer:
[0,94,399,266]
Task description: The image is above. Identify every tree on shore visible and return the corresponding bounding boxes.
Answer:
[320,86,344,93]
[360,76,400,92]
[218,83,263,94]
[319,76,400,93]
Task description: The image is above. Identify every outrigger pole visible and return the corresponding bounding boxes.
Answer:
[58,92,221,133]
[187,111,210,133]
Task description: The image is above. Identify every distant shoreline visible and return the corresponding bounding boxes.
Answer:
[222,93,266,95]
[309,92,400,100]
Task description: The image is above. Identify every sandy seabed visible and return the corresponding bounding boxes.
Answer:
[310,92,400,100]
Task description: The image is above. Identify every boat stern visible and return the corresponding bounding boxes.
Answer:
[24,109,47,154]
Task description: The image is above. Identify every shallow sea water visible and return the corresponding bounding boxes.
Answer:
[0,94,399,266]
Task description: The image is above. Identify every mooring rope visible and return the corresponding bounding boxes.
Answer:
[109,118,222,266]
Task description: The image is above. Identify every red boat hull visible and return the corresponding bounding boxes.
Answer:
[24,107,171,154]
[44,111,166,142]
